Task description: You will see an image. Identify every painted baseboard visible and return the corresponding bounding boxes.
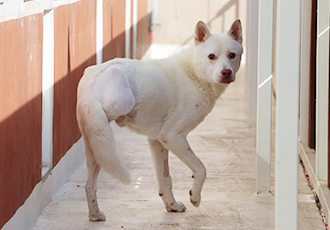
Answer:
[299,142,330,224]
[2,138,85,230]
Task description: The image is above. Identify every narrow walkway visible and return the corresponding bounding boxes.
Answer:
[33,64,325,229]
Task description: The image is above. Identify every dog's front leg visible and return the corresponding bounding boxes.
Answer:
[148,138,187,212]
[163,135,206,207]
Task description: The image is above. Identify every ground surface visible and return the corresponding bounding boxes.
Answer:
[33,66,325,230]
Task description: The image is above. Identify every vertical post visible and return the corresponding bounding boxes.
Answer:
[152,0,160,25]
[315,0,329,181]
[275,0,300,229]
[246,0,259,128]
[256,0,273,194]
[132,0,138,59]
[96,0,103,64]
[125,0,131,58]
[42,9,54,176]
[299,0,312,145]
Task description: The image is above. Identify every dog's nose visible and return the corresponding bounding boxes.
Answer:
[221,69,232,77]
[219,69,235,84]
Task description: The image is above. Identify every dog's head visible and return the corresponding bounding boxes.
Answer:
[193,20,243,85]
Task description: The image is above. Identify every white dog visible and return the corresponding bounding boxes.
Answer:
[76,20,243,221]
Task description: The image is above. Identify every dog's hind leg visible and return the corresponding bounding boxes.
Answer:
[148,138,187,212]
[77,63,136,221]
[84,136,106,221]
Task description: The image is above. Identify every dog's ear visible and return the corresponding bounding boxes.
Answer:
[194,21,211,44]
[227,19,243,44]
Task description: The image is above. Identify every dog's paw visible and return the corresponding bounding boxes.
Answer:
[189,190,201,207]
[165,201,187,212]
[89,211,106,222]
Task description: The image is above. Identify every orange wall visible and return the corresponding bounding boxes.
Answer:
[0,14,43,227]
[103,0,151,61]
[0,0,150,228]
[136,0,151,59]
[103,0,126,61]
[53,0,97,167]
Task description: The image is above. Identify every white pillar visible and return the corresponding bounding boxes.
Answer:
[42,9,54,176]
[125,0,131,58]
[315,0,330,181]
[246,0,259,128]
[299,0,312,144]
[275,0,300,229]
[96,0,103,64]
[132,0,138,59]
[256,0,273,194]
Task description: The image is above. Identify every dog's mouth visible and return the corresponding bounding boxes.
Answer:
[219,76,235,84]
[219,80,233,84]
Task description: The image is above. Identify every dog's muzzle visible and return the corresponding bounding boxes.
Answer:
[219,69,235,84]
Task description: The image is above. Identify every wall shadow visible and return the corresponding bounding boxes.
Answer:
[0,8,150,230]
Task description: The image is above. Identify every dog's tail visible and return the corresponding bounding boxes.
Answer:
[77,95,131,185]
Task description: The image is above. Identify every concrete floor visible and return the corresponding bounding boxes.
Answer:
[32,65,325,230]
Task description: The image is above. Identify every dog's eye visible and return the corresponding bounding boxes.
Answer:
[208,54,216,60]
[229,53,236,59]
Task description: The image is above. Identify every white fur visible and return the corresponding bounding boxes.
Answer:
[76,20,243,221]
